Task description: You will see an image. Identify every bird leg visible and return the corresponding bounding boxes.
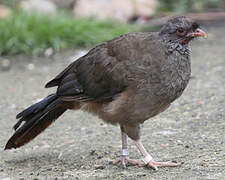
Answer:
[133,140,181,170]
[113,130,130,168]
[113,127,181,170]
[113,127,148,168]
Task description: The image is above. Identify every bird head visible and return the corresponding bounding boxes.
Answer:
[159,16,207,45]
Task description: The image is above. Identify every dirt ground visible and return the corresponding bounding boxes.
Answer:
[0,23,225,180]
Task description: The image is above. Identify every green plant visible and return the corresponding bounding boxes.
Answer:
[0,0,16,7]
[0,10,137,55]
[157,0,223,13]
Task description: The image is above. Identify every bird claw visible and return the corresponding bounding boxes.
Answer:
[147,161,182,171]
[113,157,146,168]
[113,157,182,170]
[113,156,128,168]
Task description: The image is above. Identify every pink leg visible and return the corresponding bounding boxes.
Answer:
[133,140,181,170]
[113,128,143,168]
[113,130,129,168]
[113,128,181,170]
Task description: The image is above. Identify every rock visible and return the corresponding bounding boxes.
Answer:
[20,0,57,14]
[1,59,11,71]
[157,130,177,136]
[73,0,134,22]
[49,0,76,9]
[0,5,11,19]
[44,47,54,57]
[176,139,184,145]
[94,165,105,170]
[134,0,158,17]
[26,63,35,70]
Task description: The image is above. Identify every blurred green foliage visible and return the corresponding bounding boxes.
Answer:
[0,10,136,55]
[158,0,224,13]
[0,0,16,7]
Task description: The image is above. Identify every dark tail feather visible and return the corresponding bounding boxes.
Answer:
[5,94,67,150]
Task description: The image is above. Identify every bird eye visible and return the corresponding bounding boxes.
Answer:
[176,28,186,36]
[192,22,199,30]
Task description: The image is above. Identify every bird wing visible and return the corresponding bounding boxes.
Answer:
[45,32,163,102]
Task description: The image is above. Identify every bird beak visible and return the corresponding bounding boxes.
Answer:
[188,28,207,38]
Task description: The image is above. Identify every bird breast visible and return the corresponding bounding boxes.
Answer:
[156,49,191,102]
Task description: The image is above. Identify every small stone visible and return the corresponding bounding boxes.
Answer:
[176,140,184,145]
[46,167,52,171]
[161,143,169,147]
[44,48,54,57]
[58,152,63,159]
[42,66,49,72]
[1,59,11,71]
[97,155,103,159]
[158,130,177,136]
[94,165,105,170]
[27,63,35,70]
[90,149,96,155]
[9,103,16,109]
[200,161,207,166]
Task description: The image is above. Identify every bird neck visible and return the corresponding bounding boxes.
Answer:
[155,37,192,102]
[160,36,191,56]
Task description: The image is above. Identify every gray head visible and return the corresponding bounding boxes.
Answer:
[159,16,207,45]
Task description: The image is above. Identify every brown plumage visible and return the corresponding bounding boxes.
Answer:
[5,16,206,170]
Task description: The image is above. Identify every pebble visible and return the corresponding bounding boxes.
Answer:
[58,152,63,159]
[97,155,103,159]
[46,167,52,171]
[94,165,105,169]
[27,63,35,70]
[176,140,184,145]
[89,149,96,155]
[157,130,177,136]
[8,103,16,110]
[1,59,11,71]
[45,48,54,57]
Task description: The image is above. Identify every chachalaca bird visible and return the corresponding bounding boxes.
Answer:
[5,16,207,170]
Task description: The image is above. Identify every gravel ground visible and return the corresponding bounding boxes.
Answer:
[0,24,224,180]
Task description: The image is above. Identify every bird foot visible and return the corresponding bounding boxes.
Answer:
[113,157,181,170]
[147,160,182,171]
[113,156,144,168]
